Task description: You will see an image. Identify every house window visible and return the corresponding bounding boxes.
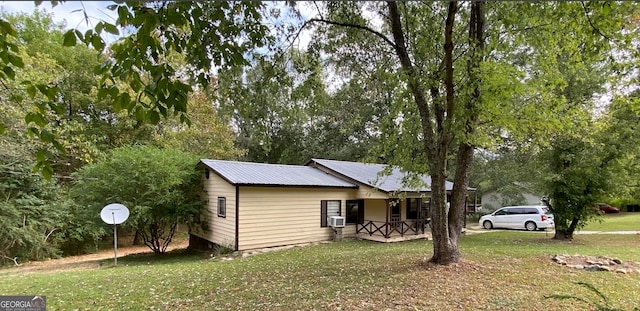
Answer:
[320,200,341,227]
[346,200,364,224]
[217,197,226,218]
[406,198,420,219]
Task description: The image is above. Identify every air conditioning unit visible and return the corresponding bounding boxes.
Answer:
[328,216,345,228]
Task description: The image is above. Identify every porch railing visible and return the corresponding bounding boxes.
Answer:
[356,219,427,238]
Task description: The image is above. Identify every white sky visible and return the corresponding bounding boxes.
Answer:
[0,1,314,48]
[0,1,117,30]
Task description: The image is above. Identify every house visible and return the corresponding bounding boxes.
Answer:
[190,158,471,251]
[481,184,543,212]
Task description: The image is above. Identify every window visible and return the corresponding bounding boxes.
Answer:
[406,198,420,219]
[217,197,226,218]
[321,200,341,227]
[346,200,364,224]
[421,199,431,219]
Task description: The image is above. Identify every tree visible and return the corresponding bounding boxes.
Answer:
[0,1,271,177]
[151,89,244,160]
[538,125,612,239]
[217,45,388,165]
[601,91,640,203]
[303,1,639,264]
[70,146,204,254]
[304,1,484,264]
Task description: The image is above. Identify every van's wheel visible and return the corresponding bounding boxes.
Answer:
[525,221,537,231]
[483,221,493,230]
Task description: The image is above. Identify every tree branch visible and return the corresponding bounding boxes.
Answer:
[308,18,398,49]
[580,1,614,42]
[386,1,437,161]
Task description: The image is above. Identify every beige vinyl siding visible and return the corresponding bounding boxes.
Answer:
[356,185,389,199]
[237,186,356,250]
[364,199,388,222]
[191,169,237,248]
[342,224,357,237]
[310,165,389,199]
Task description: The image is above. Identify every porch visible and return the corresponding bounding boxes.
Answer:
[355,219,431,242]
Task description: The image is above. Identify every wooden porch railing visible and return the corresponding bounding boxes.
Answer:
[356,219,427,238]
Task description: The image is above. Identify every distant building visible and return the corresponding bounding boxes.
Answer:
[481,185,543,212]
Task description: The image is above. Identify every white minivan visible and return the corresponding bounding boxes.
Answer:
[479,205,554,231]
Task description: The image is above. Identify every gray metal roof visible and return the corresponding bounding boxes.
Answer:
[199,159,357,188]
[309,158,455,193]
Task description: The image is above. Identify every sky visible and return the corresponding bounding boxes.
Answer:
[0,1,117,32]
[0,1,315,48]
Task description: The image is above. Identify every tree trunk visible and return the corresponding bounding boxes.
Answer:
[553,217,579,240]
[386,1,486,265]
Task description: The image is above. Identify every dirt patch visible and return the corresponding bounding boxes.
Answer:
[552,254,640,274]
[0,240,189,275]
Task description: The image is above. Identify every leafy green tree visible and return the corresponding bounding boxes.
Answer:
[71,146,204,254]
[0,1,271,176]
[470,149,540,210]
[305,1,639,263]
[598,91,640,204]
[0,135,89,264]
[538,127,612,239]
[1,10,155,178]
[152,89,244,159]
[217,44,390,165]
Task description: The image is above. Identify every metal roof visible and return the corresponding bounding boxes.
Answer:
[309,158,455,193]
[199,159,357,188]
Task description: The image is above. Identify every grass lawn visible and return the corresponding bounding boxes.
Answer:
[581,212,640,231]
[1,232,639,310]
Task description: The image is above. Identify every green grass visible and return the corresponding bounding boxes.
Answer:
[1,233,639,310]
[582,212,640,231]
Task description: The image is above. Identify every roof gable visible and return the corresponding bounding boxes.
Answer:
[308,158,455,193]
[199,159,357,188]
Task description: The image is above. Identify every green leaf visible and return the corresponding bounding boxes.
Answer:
[91,34,104,51]
[0,123,4,134]
[39,129,56,143]
[62,30,77,46]
[3,65,15,79]
[602,2,611,16]
[0,20,17,36]
[35,149,48,163]
[95,21,104,34]
[74,29,84,41]
[103,23,119,35]
[8,54,24,68]
[27,127,39,137]
[25,112,47,127]
[26,84,37,98]
[149,110,160,124]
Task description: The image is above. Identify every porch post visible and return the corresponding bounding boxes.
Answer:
[385,199,390,238]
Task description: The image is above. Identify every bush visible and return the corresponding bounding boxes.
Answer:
[71,146,204,255]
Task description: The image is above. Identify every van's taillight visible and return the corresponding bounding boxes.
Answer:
[541,215,547,221]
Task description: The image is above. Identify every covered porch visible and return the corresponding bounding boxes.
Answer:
[350,197,431,242]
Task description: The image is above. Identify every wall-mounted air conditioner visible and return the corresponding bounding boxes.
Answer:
[328,216,345,228]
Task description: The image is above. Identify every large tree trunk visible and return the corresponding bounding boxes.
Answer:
[386,1,484,265]
[553,217,579,240]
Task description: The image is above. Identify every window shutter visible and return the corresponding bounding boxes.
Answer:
[321,200,328,227]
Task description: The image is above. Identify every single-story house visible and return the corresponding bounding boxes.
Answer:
[190,158,473,251]
[481,184,543,212]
